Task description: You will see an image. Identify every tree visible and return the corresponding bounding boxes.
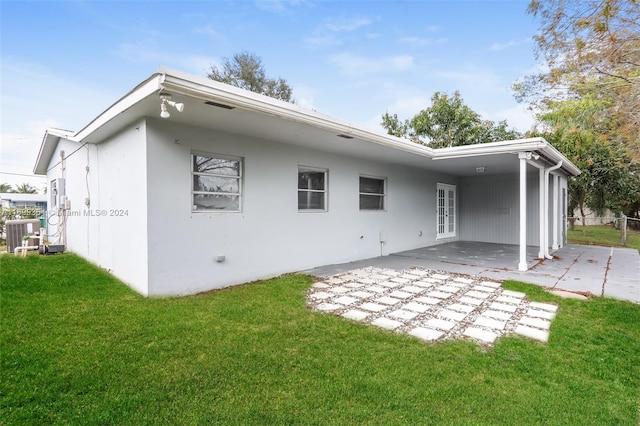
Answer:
[514,0,640,160]
[382,91,521,148]
[207,51,294,103]
[13,183,37,194]
[0,183,12,193]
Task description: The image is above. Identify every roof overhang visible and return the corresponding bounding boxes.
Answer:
[33,66,580,178]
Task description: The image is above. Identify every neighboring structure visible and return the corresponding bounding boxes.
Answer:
[33,67,580,296]
[0,193,47,210]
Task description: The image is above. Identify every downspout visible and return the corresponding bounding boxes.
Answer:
[525,156,545,259]
[544,161,563,259]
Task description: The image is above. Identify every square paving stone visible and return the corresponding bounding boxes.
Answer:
[339,274,357,281]
[326,278,344,285]
[414,296,442,305]
[439,309,467,321]
[400,285,424,294]
[366,285,387,293]
[459,296,484,306]
[465,290,491,299]
[371,317,403,330]
[360,302,387,312]
[463,327,498,343]
[525,309,556,320]
[447,303,476,314]
[489,302,518,312]
[312,282,331,289]
[389,290,413,299]
[412,281,435,288]
[495,295,522,305]
[404,302,431,313]
[309,291,333,300]
[345,282,365,288]
[427,291,453,299]
[389,309,419,321]
[426,318,457,331]
[529,302,558,312]
[401,273,421,280]
[481,281,502,288]
[437,285,462,293]
[482,310,513,321]
[376,296,402,305]
[453,277,475,284]
[316,303,342,312]
[501,289,526,298]
[350,291,374,299]
[519,316,551,330]
[474,316,506,330]
[515,325,549,342]
[472,285,497,293]
[380,270,400,276]
[342,310,370,321]
[431,273,451,280]
[334,296,359,306]
[409,327,444,341]
[390,277,411,284]
[357,278,377,285]
[379,281,402,288]
[421,278,442,284]
[330,286,351,294]
[408,269,429,276]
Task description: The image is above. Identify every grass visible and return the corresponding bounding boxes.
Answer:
[568,224,640,251]
[2,254,639,425]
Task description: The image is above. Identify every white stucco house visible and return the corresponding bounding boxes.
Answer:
[34,67,580,296]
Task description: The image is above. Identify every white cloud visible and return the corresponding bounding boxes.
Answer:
[329,52,414,76]
[398,36,447,46]
[489,37,531,51]
[322,16,372,32]
[254,0,308,15]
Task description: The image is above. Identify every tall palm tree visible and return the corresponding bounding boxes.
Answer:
[0,183,12,193]
[13,183,37,194]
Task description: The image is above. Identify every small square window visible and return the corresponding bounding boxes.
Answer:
[298,167,327,211]
[192,153,242,212]
[359,176,386,210]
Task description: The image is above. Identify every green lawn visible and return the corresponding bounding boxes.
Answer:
[2,254,639,425]
[568,224,640,251]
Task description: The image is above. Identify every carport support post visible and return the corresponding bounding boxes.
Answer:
[518,152,528,271]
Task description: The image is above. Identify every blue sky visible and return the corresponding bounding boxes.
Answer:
[1,0,541,190]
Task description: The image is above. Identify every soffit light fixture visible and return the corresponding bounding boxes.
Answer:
[160,95,185,119]
[476,166,486,173]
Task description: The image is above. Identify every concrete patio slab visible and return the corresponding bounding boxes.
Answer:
[306,242,640,303]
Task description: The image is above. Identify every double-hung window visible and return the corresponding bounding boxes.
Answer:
[191,153,242,212]
[359,176,386,210]
[298,167,327,211]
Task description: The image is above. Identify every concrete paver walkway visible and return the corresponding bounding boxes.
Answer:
[308,266,558,346]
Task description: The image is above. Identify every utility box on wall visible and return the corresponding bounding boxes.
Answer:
[6,219,41,254]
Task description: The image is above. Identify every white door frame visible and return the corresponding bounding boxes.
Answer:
[436,183,456,239]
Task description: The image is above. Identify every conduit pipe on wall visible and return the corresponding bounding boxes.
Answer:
[544,161,563,259]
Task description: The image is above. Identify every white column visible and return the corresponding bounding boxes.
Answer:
[518,153,528,271]
[552,174,559,250]
[538,167,545,259]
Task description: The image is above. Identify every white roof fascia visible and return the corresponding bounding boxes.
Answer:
[73,74,164,143]
[432,137,580,176]
[33,128,75,175]
[158,67,437,160]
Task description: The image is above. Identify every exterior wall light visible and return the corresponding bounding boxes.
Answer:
[160,95,185,119]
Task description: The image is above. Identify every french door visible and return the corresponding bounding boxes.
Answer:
[437,184,456,239]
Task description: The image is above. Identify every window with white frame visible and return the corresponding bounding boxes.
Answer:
[359,176,386,210]
[298,167,327,211]
[191,153,242,212]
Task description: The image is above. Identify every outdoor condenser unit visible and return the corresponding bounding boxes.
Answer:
[5,219,41,254]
